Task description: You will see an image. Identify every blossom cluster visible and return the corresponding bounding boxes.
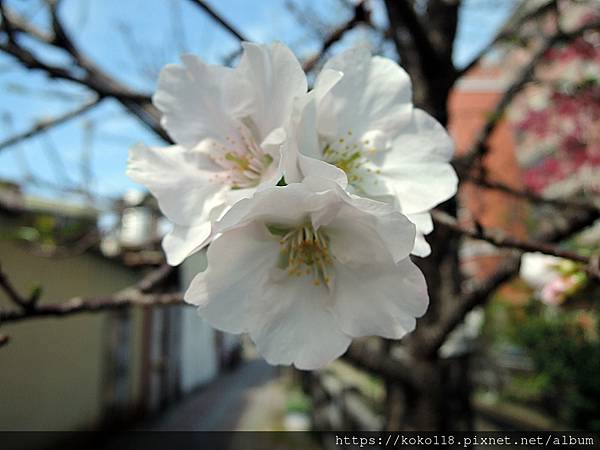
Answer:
[127,43,457,369]
[520,252,588,306]
[509,7,600,197]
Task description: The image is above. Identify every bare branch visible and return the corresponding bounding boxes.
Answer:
[0,263,180,325]
[136,263,174,293]
[454,0,556,79]
[0,292,184,324]
[48,0,79,58]
[0,4,53,44]
[468,175,598,211]
[301,1,369,73]
[0,263,28,309]
[0,5,171,143]
[422,206,600,356]
[185,0,247,42]
[432,209,594,264]
[343,340,420,389]
[418,255,521,358]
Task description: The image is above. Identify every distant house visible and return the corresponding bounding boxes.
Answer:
[0,182,239,433]
[448,59,530,281]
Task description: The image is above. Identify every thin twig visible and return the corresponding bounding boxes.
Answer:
[0,97,102,150]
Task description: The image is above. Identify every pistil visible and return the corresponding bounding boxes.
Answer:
[275,222,333,287]
[209,120,274,189]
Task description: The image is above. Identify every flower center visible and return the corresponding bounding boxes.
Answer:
[321,130,380,191]
[209,119,273,189]
[270,222,333,287]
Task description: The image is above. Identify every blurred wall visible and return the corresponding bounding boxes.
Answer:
[0,214,143,431]
[179,250,219,392]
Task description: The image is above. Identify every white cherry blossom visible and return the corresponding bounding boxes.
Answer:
[127,42,307,265]
[520,252,564,290]
[184,177,429,369]
[284,47,458,256]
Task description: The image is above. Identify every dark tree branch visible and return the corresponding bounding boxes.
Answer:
[48,0,79,58]
[0,6,171,143]
[384,0,441,71]
[454,0,556,79]
[136,263,174,293]
[468,175,598,212]
[186,0,247,42]
[0,263,180,326]
[0,4,53,43]
[301,1,369,73]
[418,255,521,358]
[431,209,593,265]
[0,292,184,324]
[422,206,600,357]
[425,0,460,64]
[0,263,29,309]
[343,340,420,389]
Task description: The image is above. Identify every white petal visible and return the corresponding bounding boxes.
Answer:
[282,95,323,184]
[283,70,343,184]
[376,110,458,214]
[237,42,307,139]
[184,223,277,334]
[258,127,286,186]
[380,163,458,215]
[407,212,434,235]
[247,274,351,370]
[318,47,412,139]
[327,194,416,264]
[153,55,249,147]
[127,144,224,226]
[162,222,212,266]
[387,109,455,163]
[215,182,337,234]
[298,155,348,189]
[332,258,428,339]
[406,212,432,256]
[412,232,431,257]
[520,252,562,289]
[313,69,343,103]
[291,95,321,161]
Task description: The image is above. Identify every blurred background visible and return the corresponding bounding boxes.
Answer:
[0,0,599,443]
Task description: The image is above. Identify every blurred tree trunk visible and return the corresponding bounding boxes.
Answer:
[383,0,469,431]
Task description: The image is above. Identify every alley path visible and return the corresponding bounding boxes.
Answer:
[94,359,305,449]
[138,358,285,431]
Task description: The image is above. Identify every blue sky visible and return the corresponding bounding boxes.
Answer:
[0,0,516,207]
